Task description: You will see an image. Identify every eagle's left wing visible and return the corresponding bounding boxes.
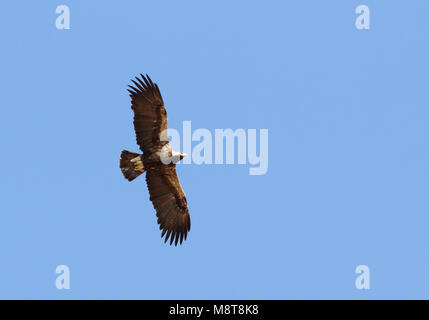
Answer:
[145,166,191,246]
[127,74,169,154]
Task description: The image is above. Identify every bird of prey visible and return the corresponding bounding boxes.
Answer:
[120,74,190,246]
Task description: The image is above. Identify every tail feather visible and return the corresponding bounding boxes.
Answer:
[120,150,145,181]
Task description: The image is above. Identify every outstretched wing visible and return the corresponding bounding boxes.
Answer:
[127,74,169,154]
[145,166,191,246]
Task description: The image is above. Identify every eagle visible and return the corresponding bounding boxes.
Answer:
[119,74,190,246]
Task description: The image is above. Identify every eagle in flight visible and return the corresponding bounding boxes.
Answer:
[120,74,190,246]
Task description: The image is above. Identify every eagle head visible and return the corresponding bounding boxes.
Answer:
[172,151,188,163]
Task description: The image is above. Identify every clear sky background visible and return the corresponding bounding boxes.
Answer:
[1,1,428,299]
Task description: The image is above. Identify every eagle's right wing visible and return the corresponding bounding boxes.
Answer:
[127,74,169,154]
[145,166,191,246]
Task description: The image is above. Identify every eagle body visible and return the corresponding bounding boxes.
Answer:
[120,74,190,246]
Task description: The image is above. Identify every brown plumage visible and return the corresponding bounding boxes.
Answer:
[120,150,145,181]
[120,74,190,246]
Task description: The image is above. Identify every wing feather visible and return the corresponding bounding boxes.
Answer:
[128,74,168,153]
[145,166,190,246]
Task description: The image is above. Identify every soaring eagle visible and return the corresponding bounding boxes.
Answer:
[120,74,190,246]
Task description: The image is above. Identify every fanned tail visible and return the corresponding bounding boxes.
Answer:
[120,150,145,181]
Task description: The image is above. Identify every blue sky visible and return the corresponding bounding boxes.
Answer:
[1,1,428,299]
